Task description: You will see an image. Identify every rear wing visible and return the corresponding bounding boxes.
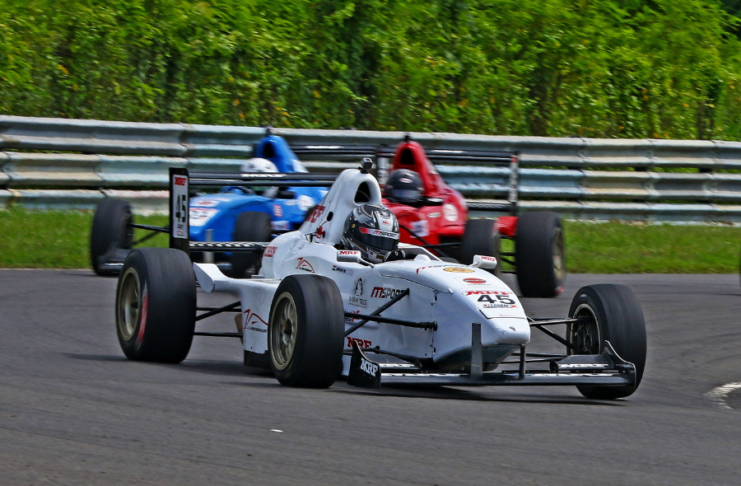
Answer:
[287,139,519,215]
[168,168,336,255]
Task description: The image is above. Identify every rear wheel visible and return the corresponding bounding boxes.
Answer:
[90,199,133,276]
[231,211,273,277]
[115,248,196,363]
[567,284,647,399]
[515,211,565,298]
[458,219,502,278]
[268,275,345,388]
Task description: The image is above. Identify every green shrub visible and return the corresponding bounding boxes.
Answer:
[0,0,739,140]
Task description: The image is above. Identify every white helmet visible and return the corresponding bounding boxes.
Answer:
[240,158,278,173]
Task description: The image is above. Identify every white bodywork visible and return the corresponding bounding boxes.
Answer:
[193,168,530,372]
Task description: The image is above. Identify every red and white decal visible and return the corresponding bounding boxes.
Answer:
[173,176,187,186]
[371,287,405,299]
[310,205,325,223]
[463,278,488,285]
[296,257,315,273]
[273,204,283,217]
[189,208,217,227]
[347,336,373,348]
[264,246,277,257]
[465,290,513,296]
[443,203,458,222]
[338,250,360,257]
[416,265,447,274]
[243,308,268,333]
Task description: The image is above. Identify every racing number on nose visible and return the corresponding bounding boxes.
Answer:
[478,294,516,304]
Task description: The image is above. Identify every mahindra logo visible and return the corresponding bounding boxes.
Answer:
[296,258,315,273]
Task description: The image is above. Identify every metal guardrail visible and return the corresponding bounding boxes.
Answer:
[3,115,741,221]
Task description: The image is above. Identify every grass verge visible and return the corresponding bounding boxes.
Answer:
[0,208,740,273]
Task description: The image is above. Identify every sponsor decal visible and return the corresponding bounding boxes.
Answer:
[273,204,283,217]
[316,224,326,240]
[345,309,361,322]
[310,205,325,223]
[189,208,217,227]
[360,357,379,376]
[410,220,429,238]
[415,264,448,274]
[348,278,367,308]
[332,265,354,276]
[371,287,405,299]
[463,278,488,285]
[244,309,269,332]
[297,195,314,212]
[465,290,513,296]
[338,250,360,257]
[347,336,372,348]
[296,257,315,273]
[359,227,399,239]
[400,177,412,183]
[443,203,458,222]
[264,246,277,257]
[478,256,497,262]
[475,293,516,309]
[429,212,441,219]
[171,174,188,239]
[271,220,290,231]
[443,267,475,273]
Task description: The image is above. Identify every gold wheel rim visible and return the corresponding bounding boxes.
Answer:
[270,292,298,370]
[117,268,141,341]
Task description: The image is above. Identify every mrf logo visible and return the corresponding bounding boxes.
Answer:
[360,357,379,376]
[347,336,372,348]
[174,176,187,186]
[371,287,405,299]
[296,258,315,273]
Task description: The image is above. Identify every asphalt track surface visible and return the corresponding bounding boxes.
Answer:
[1,270,741,485]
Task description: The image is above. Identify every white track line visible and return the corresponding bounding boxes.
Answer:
[705,383,741,410]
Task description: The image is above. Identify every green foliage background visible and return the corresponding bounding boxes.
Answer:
[1,0,740,139]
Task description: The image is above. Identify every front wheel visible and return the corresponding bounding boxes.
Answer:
[116,248,196,363]
[268,275,345,388]
[515,211,565,298]
[567,284,647,399]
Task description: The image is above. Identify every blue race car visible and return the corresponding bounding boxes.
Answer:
[90,134,327,277]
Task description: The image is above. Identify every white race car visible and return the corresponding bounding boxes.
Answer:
[114,162,647,399]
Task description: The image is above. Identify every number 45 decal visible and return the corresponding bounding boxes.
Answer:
[175,194,187,223]
[477,294,515,305]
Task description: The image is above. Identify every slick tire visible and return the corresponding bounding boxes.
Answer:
[458,219,502,278]
[514,211,565,298]
[231,211,273,277]
[268,275,345,388]
[115,248,196,363]
[567,284,647,400]
[90,199,133,276]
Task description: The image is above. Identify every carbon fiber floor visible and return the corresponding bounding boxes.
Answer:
[0,270,740,485]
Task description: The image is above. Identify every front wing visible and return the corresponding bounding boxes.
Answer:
[347,323,636,390]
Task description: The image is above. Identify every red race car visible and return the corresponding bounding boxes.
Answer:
[378,138,565,298]
[291,137,565,298]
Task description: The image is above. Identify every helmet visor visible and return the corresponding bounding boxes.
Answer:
[392,188,422,202]
[359,227,399,251]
